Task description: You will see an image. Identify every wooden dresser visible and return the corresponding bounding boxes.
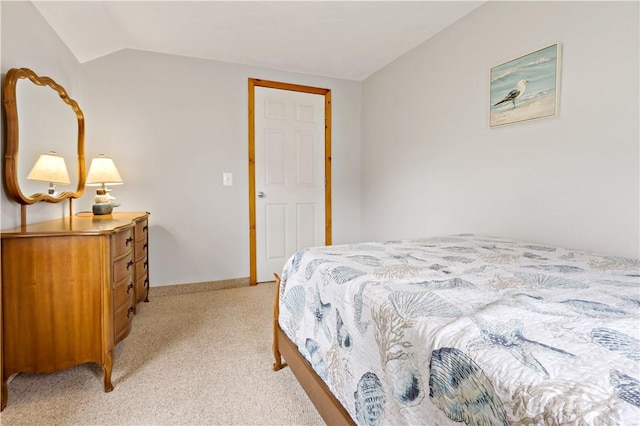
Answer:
[0,211,150,410]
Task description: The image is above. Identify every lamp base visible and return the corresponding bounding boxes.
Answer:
[92,203,113,215]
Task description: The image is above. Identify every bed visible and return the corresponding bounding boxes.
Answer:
[272,234,640,425]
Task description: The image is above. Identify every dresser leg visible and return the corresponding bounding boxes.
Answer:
[1,378,8,411]
[102,358,114,392]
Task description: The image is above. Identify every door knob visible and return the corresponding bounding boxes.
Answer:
[257,191,266,198]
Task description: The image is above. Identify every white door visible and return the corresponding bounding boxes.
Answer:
[255,87,325,282]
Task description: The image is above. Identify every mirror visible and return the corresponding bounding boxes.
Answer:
[3,67,85,204]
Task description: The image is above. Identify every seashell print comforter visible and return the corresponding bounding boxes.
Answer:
[278,235,640,425]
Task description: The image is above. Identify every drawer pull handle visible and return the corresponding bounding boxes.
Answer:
[144,260,148,268]
[126,236,133,246]
[143,225,148,232]
[144,278,149,286]
[127,282,134,294]
[127,260,134,270]
[127,306,135,318]
[143,243,148,250]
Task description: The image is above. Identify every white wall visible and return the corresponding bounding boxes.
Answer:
[1,1,81,226]
[1,2,362,286]
[361,1,639,259]
[77,50,362,285]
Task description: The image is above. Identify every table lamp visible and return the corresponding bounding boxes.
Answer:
[86,154,123,215]
[26,151,71,195]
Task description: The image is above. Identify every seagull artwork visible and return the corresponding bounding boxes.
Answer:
[493,79,528,109]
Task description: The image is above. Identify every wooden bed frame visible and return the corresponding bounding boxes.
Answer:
[272,274,355,425]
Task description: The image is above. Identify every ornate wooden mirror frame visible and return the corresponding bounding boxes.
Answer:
[3,67,86,223]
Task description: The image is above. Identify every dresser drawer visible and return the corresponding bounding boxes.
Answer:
[113,252,134,284]
[134,218,148,241]
[134,238,148,262]
[135,256,148,282]
[112,227,134,258]
[114,302,134,344]
[135,257,149,305]
[114,275,135,312]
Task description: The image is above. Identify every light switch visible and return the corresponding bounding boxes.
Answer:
[223,172,233,186]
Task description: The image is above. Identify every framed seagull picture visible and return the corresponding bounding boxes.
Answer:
[489,43,561,127]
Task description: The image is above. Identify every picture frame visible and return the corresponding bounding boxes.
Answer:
[489,43,561,128]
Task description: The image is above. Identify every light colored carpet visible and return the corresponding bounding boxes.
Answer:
[0,282,324,425]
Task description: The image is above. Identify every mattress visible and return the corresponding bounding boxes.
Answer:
[278,235,640,425]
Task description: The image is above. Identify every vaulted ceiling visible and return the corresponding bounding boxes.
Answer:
[33,1,484,81]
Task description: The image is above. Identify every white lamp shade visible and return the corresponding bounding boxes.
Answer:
[27,152,71,184]
[86,154,123,186]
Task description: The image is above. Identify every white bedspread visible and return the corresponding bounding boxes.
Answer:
[278,235,640,425]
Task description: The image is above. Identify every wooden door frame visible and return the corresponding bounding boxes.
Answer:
[248,78,332,285]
